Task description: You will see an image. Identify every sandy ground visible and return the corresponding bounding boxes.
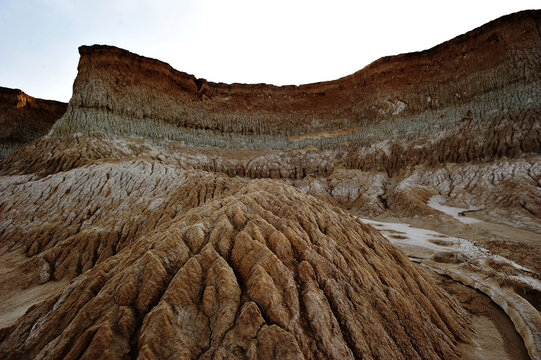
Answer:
[0,249,68,329]
[0,281,67,329]
[467,220,541,277]
[427,271,530,360]
[364,211,540,359]
[376,212,541,279]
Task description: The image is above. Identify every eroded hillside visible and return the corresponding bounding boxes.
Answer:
[0,164,471,359]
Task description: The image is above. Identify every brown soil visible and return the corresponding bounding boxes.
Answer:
[390,214,541,277]
[468,221,541,277]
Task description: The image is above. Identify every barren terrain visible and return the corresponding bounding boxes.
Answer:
[0,9,540,360]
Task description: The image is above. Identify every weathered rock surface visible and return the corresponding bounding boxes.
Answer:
[3,134,538,231]
[0,161,470,359]
[0,87,66,159]
[51,11,540,142]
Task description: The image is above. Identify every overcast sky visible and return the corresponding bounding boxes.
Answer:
[1,1,539,102]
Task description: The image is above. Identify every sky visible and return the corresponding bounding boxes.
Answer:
[1,1,539,102]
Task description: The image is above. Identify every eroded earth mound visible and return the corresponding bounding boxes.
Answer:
[0,163,470,359]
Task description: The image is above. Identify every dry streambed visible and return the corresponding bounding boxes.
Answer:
[358,216,541,359]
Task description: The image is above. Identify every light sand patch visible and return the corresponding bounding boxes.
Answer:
[427,195,482,224]
[0,281,68,328]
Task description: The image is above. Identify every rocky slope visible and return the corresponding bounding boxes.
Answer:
[0,87,66,159]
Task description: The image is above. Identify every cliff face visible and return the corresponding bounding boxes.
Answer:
[0,87,67,159]
[51,10,540,142]
[44,11,541,182]
[2,12,540,231]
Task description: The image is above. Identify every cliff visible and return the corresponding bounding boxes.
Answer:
[0,87,67,159]
[51,10,540,147]
[1,11,539,231]
[40,11,540,189]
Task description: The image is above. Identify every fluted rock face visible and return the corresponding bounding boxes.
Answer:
[0,161,469,359]
[38,11,540,203]
[0,87,66,159]
[51,11,540,146]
